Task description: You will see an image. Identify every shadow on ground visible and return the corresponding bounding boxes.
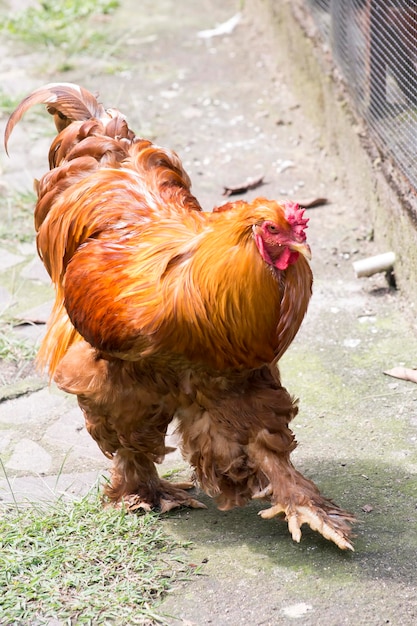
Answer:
[159,458,416,625]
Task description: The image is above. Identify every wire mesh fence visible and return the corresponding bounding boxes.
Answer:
[305,0,417,191]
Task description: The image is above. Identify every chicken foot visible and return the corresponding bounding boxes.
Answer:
[253,486,355,551]
[123,479,207,513]
[250,446,355,551]
[106,448,206,513]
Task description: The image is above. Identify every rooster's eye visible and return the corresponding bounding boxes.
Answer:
[267,224,279,234]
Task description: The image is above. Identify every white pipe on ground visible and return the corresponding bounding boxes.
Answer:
[352,252,396,278]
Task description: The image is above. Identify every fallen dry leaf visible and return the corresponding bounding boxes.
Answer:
[298,197,328,209]
[361,504,374,513]
[383,367,417,384]
[223,175,265,197]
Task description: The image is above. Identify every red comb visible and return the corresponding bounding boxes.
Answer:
[283,201,309,241]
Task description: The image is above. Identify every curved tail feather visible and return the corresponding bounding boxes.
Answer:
[4,82,108,153]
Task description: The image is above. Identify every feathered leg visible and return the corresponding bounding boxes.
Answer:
[248,432,355,550]
[54,341,205,513]
[105,448,205,513]
[243,370,355,550]
[178,365,355,550]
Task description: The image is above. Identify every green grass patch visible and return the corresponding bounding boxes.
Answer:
[0,487,194,624]
[0,324,38,362]
[0,189,36,244]
[3,0,119,50]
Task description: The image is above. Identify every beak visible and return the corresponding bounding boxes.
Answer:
[291,241,312,260]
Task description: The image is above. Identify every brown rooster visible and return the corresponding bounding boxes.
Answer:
[4,83,355,550]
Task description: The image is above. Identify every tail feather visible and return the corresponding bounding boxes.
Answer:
[4,82,203,377]
[36,299,83,378]
[4,83,107,153]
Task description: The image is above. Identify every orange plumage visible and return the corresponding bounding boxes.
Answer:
[5,83,355,549]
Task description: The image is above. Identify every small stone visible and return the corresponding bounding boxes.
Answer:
[282,603,313,618]
[343,338,361,348]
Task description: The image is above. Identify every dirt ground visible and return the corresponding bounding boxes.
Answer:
[0,0,417,624]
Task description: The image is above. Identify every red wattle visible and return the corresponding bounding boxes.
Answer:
[274,249,299,270]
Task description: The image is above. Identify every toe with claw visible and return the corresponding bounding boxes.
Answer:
[258,501,355,551]
[251,461,356,550]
